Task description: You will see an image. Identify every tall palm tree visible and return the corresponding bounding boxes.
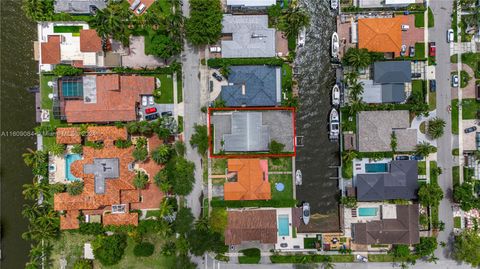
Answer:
[427,117,446,139]
[415,142,437,157]
[22,204,42,221]
[348,98,364,115]
[22,182,48,201]
[344,48,371,70]
[342,150,357,163]
[348,81,364,100]
[159,199,174,217]
[344,71,359,86]
[282,7,310,39]
[194,217,209,232]
[22,149,47,168]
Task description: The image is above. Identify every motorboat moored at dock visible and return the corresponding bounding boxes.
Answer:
[331,32,339,58]
[329,108,340,140]
[332,84,340,106]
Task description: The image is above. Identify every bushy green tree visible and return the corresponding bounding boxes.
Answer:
[190,124,208,155]
[418,183,443,207]
[415,237,437,258]
[53,65,83,76]
[151,144,172,164]
[185,0,223,45]
[92,234,127,266]
[453,181,477,211]
[67,181,84,196]
[148,34,181,59]
[133,242,154,257]
[73,259,93,269]
[340,196,357,208]
[453,229,480,267]
[22,0,54,21]
[269,140,285,154]
[427,117,446,139]
[171,157,195,195]
[174,207,194,234]
[133,171,149,189]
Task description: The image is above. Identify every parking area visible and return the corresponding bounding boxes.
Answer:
[208,69,228,102]
[401,15,424,50]
[139,95,174,121]
[462,119,478,151]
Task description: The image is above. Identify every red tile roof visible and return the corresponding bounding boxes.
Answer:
[224,159,271,201]
[225,210,277,245]
[87,126,127,145]
[358,16,404,55]
[64,75,155,123]
[130,183,164,210]
[80,29,102,52]
[56,127,81,144]
[103,213,139,226]
[60,209,80,230]
[41,35,61,64]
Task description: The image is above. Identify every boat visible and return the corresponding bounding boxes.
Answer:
[332,84,340,106]
[295,170,302,185]
[297,27,306,47]
[331,0,338,9]
[302,203,310,225]
[331,32,339,58]
[329,108,340,140]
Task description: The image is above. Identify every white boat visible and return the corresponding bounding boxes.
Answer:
[302,203,310,225]
[297,27,306,47]
[329,108,340,140]
[331,0,338,9]
[295,170,302,185]
[331,32,339,58]
[332,84,340,106]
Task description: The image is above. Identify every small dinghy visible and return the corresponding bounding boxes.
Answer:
[332,84,340,106]
[331,0,338,10]
[331,32,339,58]
[303,202,310,225]
[329,108,339,140]
[295,170,302,185]
[297,27,306,47]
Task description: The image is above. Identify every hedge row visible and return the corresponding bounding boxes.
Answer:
[207,58,285,67]
[112,63,181,75]
[270,254,354,263]
[210,198,297,208]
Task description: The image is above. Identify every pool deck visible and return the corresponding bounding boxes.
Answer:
[275,207,306,251]
[353,158,392,177]
[343,202,383,238]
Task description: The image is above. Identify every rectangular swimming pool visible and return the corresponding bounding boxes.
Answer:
[278,215,290,236]
[358,207,378,217]
[65,154,82,181]
[365,163,388,173]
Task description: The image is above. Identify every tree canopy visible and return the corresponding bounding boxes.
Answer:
[185,0,223,45]
[344,48,372,70]
[453,181,477,211]
[148,34,181,59]
[427,117,446,139]
[415,237,437,258]
[418,183,443,207]
[92,234,127,266]
[190,124,208,155]
[174,207,194,234]
[453,229,480,267]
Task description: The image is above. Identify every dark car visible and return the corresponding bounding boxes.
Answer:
[161,111,173,117]
[411,73,421,78]
[145,113,159,121]
[409,46,415,57]
[465,126,477,133]
[145,107,157,114]
[212,72,222,82]
[396,155,410,160]
[410,155,424,161]
[430,80,436,92]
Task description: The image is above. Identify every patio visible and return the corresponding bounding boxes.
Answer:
[352,158,392,177]
[462,119,478,151]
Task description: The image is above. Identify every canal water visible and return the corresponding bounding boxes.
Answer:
[295,0,340,233]
[1,0,38,267]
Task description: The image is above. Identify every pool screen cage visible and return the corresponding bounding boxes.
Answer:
[53,76,84,120]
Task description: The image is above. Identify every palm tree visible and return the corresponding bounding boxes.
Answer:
[22,204,41,221]
[159,198,174,217]
[427,117,446,139]
[194,217,209,232]
[348,98,364,115]
[22,149,47,168]
[47,143,65,157]
[344,71,359,86]
[348,80,364,101]
[342,150,357,162]
[22,182,48,201]
[415,142,437,157]
[282,7,310,39]
[344,48,371,70]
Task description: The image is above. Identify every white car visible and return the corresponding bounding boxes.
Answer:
[141,96,148,106]
[447,29,454,43]
[401,24,410,31]
[148,96,154,105]
[209,46,221,53]
[452,74,459,87]
[400,45,407,56]
[136,3,146,14]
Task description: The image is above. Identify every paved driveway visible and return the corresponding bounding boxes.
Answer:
[121,36,164,68]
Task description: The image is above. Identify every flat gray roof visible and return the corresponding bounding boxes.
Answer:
[360,80,406,104]
[220,66,281,107]
[357,110,417,152]
[221,15,276,58]
[211,110,294,153]
[84,158,119,194]
[374,61,412,84]
[54,0,107,14]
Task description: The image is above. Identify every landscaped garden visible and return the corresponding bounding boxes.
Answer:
[418,161,426,175]
[268,157,292,172]
[454,216,462,228]
[53,25,83,35]
[270,174,293,201]
[153,74,174,104]
[451,53,480,78]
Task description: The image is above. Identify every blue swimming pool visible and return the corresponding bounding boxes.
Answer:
[278,215,290,236]
[65,154,82,181]
[358,207,378,217]
[365,163,388,173]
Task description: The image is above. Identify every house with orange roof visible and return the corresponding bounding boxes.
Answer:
[358,16,404,56]
[53,126,164,230]
[37,22,122,71]
[224,159,271,200]
[51,74,155,123]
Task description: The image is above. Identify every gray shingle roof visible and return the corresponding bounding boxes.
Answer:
[223,112,270,152]
[374,61,412,84]
[353,204,420,245]
[220,66,281,107]
[221,15,276,58]
[361,80,406,103]
[356,160,419,201]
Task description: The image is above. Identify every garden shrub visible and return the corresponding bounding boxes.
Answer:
[133,242,155,257]
[67,181,84,196]
[92,234,127,266]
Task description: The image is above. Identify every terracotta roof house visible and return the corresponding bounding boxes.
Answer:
[38,22,121,71]
[56,127,82,144]
[352,204,420,245]
[224,159,271,200]
[225,209,277,245]
[52,74,154,123]
[358,17,403,56]
[53,126,163,229]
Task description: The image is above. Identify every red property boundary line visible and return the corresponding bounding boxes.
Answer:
[208,107,296,159]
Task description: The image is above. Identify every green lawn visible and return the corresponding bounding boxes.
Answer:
[153,74,174,104]
[176,72,183,103]
[145,210,161,218]
[53,25,83,36]
[430,161,438,184]
[50,231,97,267]
[40,73,63,127]
[412,80,425,101]
[341,109,356,132]
[43,136,56,150]
[427,7,434,28]
[453,166,460,186]
[454,216,462,228]
[415,42,426,59]
[342,160,353,179]
[268,157,292,172]
[303,237,319,249]
[177,115,183,133]
[270,254,354,263]
[428,91,436,111]
[212,158,227,175]
[418,161,426,175]
[270,174,293,201]
[414,8,434,28]
[459,98,480,119]
[455,70,471,88]
[451,99,459,134]
[238,248,261,264]
[452,148,460,156]
[368,254,394,262]
[451,53,480,78]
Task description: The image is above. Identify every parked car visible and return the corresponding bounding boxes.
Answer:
[396,155,410,160]
[145,107,157,114]
[141,96,148,106]
[209,46,221,53]
[136,3,146,14]
[411,73,421,78]
[212,72,222,82]
[452,74,459,87]
[148,96,154,105]
[410,155,424,161]
[401,24,410,31]
[145,113,159,121]
[161,111,173,117]
[209,80,214,92]
[400,45,407,56]
[447,29,454,43]
[409,46,415,57]
[429,42,436,57]
[430,80,436,92]
[465,126,477,133]
[476,84,480,101]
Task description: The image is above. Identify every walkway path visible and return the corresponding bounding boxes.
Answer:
[451,63,477,99]
[410,109,438,146]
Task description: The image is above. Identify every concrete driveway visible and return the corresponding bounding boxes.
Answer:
[121,36,164,68]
